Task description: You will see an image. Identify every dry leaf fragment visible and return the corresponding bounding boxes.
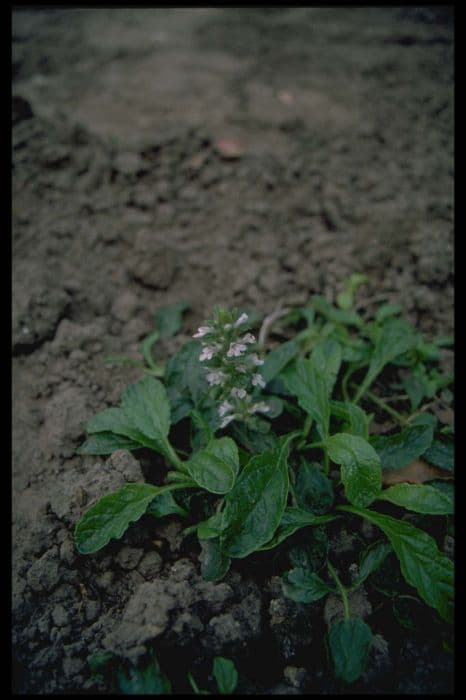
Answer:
[382,459,453,486]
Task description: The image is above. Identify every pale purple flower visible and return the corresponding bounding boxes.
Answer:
[249,402,270,414]
[193,325,213,338]
[241,333,256,344]
[251,373,266,388]
[227,342,247,358]
[219,400,233,417]
[231,387,247,399]
[199,345,216,361]
[220,413,236,428]
[234,312,248,327]
[250,353,264,366]
[206,370,226,386]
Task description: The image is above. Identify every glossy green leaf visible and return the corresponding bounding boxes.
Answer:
[259,508,336,551]
[363,318,419,389]
[282,358,330,439]
[120,376,171,456]
[327,618,373,683]
[188,437,240,494]
[75,483,193,554]
[262,339,300,384]
[282,567,334,603]
[423,438,454,472]
[165,340,207,422]
[146,491,188,519]
[295,462,334,514]
[220,435,293,558]
[213,657,238,695]
[324,433,381,507]
[369,424,434,469]
[374,303,402,324]
[199,537,231,582]
[154,300,189,339]
[196,511,224,540]
[339,506,454,622]
[352,541,393,588]
[117,655,172,694]
[311,339,342,397]
[312,294,364,328]
[377,484,453,515]
[331,401,370,439]
[76,431,141,455]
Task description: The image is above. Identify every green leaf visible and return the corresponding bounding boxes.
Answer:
[199,537,231,582]
[212,657,238,695]
[324,433,381,508]
[231,422,278,454]
[377,484,453,515]
[362,318,419,391]
[310,339,342,397]
[374,303,402,324]
[295,462,334,514]
[312,294,364,328]
[339,506,454,622]
[282,358,330,439]
[259,508,336,551]
[369,424,434,469]
[146,491,188,519]
[408,413,438,430]
[282,567,334,603]
[262,339,300,384]
[117,655,172,695]
[140,330,161,371]
[188,437,240,494]
[76,432,141,455]
[327,619,373,683]
[331,401,370,439]
[154,300,189,339]
[75,483,193,554]
[196,512,224,540]
[120,376,171,457]
[165,340,207,422]
[220,435,293,558]
[352,541,393,588]
[422,438,454,472]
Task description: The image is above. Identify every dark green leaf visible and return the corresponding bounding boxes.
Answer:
[75,483,192,554]
[377,484,453,515]
[146,491,188,519]
[188,437,239,494]
[117,655,172,695]
[282,358,330,439]
[120,376,172,457]
[340,506,454,622]
[231,422,278,454]
[140,330,161,370]
[364,318,420,389]
[369,424,434,469]
[327,618,373,683]
[262,339,300,384]
[197,511,224,540]
[331,401,370,439]
[165,340,207,420]
[295,462,334,514]
[212,657,238,695]
[312,295,364,328]
[259,508,336,551]
[324,433,381,508]
[374,303,402,324]
[282,567,334,603]
[311,339,342,397]
[423,439,454,472]
[352,541,393,588]
[199,537,231,582]
[77,432,141,455]
[220,435,293,558]
[154,300,189,339]
[408,413,438,430]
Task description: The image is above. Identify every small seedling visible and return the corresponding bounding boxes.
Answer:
[75,287,454,685]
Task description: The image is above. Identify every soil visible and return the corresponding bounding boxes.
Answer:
[12,7,454,694]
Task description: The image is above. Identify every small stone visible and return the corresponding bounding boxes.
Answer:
[115,546,144,571]
[138,551,163,579]
[59,539,76,566]
[52,604,70,628]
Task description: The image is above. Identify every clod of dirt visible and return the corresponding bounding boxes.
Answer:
[360,634,392,684]
[137,550,163,579]
[26,547,61,593]
[324,587,372,628]
[115,546,144,571]
[12,94,34,125]
[12,284,70,354]
[283,665,308,690]
[39,386,89,458]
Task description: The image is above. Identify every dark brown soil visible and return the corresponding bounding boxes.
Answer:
[12,8,454,694]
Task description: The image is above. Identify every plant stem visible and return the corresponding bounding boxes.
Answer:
[327,561,350,621]
[323,450,330,476]
[362,388,408,426]
[165,442,189,473]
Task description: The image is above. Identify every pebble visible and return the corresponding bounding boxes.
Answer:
[138,551,163,579]
[52,603,70,628]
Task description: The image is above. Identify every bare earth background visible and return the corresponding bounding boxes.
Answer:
[12,7,453,694]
